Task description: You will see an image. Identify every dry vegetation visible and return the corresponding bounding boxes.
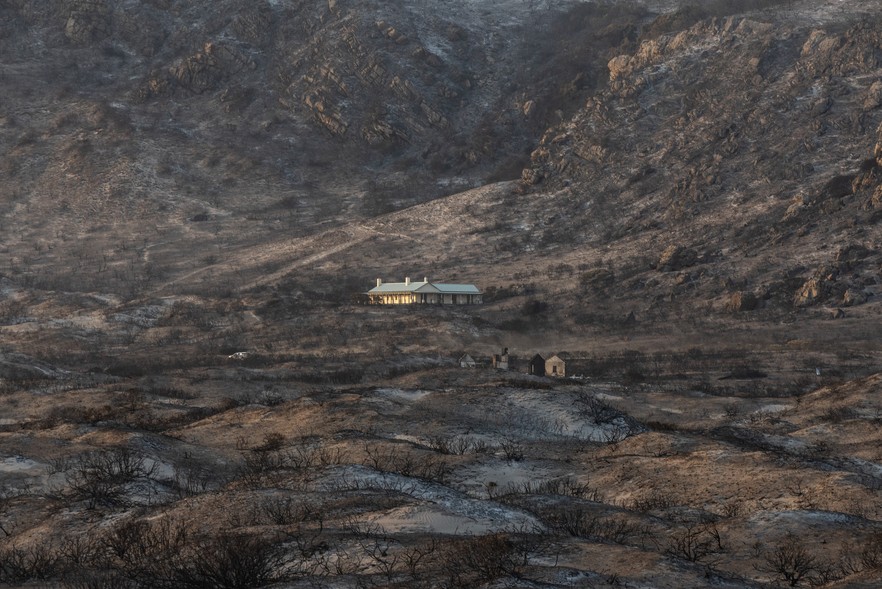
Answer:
[2,0,882,587]
[1,282,882,587]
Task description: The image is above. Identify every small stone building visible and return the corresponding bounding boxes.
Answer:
[459,354,476,368]
[492,348,510,370]
[546,354,566,378]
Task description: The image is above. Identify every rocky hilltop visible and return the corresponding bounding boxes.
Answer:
[514,0,882,322]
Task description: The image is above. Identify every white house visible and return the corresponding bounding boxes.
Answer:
[367,277,482,305]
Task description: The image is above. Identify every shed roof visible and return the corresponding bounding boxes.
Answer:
[432,283,482,294]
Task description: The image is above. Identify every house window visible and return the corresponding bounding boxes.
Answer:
[552,365,558,374]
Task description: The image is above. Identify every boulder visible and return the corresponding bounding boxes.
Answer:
[607,54,632,81]
[64,0,111,46]
[864,81,882,110]
[725,291,758,312]
[657,245,697,271]
[521,167,543,185]
[793,265,849,307]
[794,276,826,307]
[842,288,867,307]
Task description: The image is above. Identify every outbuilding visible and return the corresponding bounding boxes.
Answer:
[459,354,477,368]
[545,354,566,378]
[529,354,545,376]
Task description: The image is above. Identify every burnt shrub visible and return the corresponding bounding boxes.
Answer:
[64,447,157,508]
[666,522,725,564]
[169,532,289,589]
[521,299,548,316]
[440,533,523,588]
[0,543,59,584]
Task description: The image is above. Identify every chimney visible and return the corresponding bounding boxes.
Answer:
[376,278,382,287]
[405,277,411,285]
[423,276,428,283]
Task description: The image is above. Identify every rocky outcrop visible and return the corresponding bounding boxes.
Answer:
[657,245,697,272]
[792,265,864,308]
[170,42,255,95]
[725,291,758,313]
[506,6,882,321]
[794,273,831,307]
[842,288,868,307]
[64,0,110,45]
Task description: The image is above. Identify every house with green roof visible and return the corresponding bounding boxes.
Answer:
[367,277,482,305]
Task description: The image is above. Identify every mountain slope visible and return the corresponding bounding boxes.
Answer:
[0,0,654,298]
[140,1,882,329]
[1,0,881,346]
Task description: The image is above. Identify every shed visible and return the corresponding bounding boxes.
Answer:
[459,354,476,368]
[546,354,566,378]
[529,354,545,376]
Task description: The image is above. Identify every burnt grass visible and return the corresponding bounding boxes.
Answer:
[1,286,882,588]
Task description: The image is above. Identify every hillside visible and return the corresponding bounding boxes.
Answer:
[2,1,882,588]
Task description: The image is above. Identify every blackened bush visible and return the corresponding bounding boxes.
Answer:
[547,509,641,545]
[521,299,548,316]
[0,543,59,583]
[441,533,523,588]
[759,533,821,587]
[861,533,882,570]
[170,533,289,589]
[504,476,600,501]
[65,447,157,508]
[666,522,725,563]
[575,393,623,424]
[98,518,189,584]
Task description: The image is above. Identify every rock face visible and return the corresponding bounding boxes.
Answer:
[511,3,882,316]
[167,42,255,95]
[63,0,110,45]
[2,0,636,228]
[725,291,758,313]
[794,274,831,307]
